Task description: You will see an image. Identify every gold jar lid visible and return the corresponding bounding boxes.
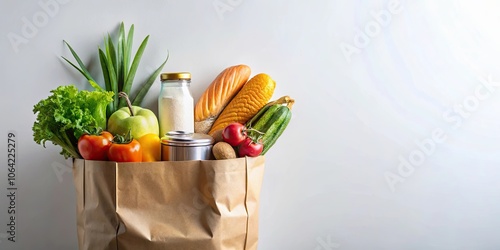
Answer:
[160,72,191,81]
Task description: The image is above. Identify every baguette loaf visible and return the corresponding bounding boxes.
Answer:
[194,64,251,134]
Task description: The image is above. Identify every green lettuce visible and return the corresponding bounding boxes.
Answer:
[32,85,114,159]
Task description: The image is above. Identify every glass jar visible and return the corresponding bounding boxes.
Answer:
[158,72,194,137]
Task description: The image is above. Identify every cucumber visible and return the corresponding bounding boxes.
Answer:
[252,104,281,132]
[245,96,294,155]
[260,105,291,154]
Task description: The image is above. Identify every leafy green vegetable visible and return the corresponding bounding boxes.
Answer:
[62,22,169,119]
[32,85,114,159]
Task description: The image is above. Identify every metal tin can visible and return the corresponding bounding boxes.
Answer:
[161,131,214,161]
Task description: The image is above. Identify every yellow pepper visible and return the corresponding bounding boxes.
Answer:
[137,133,161,162]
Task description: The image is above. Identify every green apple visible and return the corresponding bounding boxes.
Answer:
[107,105,159,139]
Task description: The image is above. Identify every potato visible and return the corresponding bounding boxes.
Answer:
[212,129,224,143]
[212,142,236,160]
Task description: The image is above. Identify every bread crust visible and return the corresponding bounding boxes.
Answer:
[194,65,251,133]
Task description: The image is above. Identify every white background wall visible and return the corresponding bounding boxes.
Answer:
[2,0,500,249]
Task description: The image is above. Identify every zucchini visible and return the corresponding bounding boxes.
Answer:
[245,96,294,155]
[252,104,281,131]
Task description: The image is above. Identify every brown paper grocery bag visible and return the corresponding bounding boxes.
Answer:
[72,157,265,250]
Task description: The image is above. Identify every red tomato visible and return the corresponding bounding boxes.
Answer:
[107,139,142,162]
[237,138,263,157]
[78,131,113,160]
[222,123,247,146]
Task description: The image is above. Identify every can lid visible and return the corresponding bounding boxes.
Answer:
[160,72,191,81]
[161,131,213,146]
